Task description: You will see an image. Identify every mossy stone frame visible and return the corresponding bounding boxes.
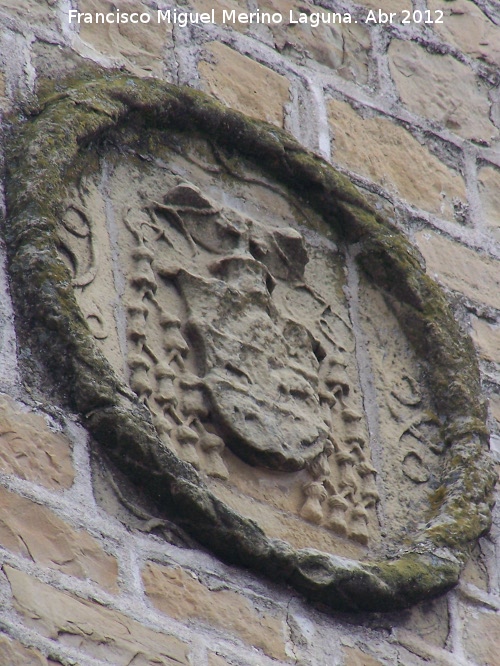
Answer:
[3,73,496,612]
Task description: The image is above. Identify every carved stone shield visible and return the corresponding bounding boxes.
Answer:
[4,74,496,612]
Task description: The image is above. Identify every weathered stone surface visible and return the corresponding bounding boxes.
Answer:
[77,0,170,76]
[4,566,190,665]
[207,477,366,557]
[460,546,489,591]
[428,0,500,68]
[0,0,57,26]
[208,654,232,666]
[343,646,385,666]
[328,99,466,220]
[491,394,500,424]
[395,597,450,649]
[0,486,118,591]
[98,146,378,547]
[198,42,290,126]
[263,0,370,82]
[415,231,500,310]
[191,0,249,30]
[389,39,497,143]
[6,73,494,615]
[463,608,500,666]
[0,635,60,666]
[0,394,74,489]
[471,317,500,363]
[478,166,500,241]
[358,0,411,12]
[143,563,287,660]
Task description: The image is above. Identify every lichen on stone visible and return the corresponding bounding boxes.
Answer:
[2,71,496,612]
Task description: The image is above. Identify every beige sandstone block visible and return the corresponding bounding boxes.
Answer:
[471,318,500,363]
[77,0,170,76]
[478,166,500,241]
[0,486,118,591]
[428,0,500,68]
[343,646,385,666]
[0,635,61,666]
[463,608,500,665]
[4,567,190,666]
[0,394,74,489]
[143,562,287,660]
[261,0,370,82]
[415,231,500,310]
[328,100,466,220]
[198,42,290,127]
[389,39,497,143]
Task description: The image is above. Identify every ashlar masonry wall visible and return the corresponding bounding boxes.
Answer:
[0,1,500,665]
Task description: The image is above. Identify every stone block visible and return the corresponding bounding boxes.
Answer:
[198,42,290,127]
[261,0,370,82]
[428,0,500,68]
[389,39,497,143]
[0,486,118,591]
[328,99,466,221]
[343,646,385,666]
[394,596,450,649]
[0,635,60,666]
[478,166,500,242]
[471,317,500,363]
[415,231,500,310]
[143,562,287,660]
[77,0,170,76]
[0,394,74,489]
[463,607,500,665]
[0,0,57,27]
[4,567,190,666]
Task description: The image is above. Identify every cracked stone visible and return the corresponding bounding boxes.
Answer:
[77,0,171,77]
[143,562,288,660]
[415,230,500,310]
[428,0,500,68]
[0,394,74,489]
[328,99,466,221]
[389,39,498,143]
[4,567,189,666]
[0,486,118,591]
[198,42,290,127]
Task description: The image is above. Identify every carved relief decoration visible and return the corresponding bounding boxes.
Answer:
[4,74,496,612]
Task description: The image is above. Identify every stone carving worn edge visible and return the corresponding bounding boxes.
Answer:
[3,72,496,612]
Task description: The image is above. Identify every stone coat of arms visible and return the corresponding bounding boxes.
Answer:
[3,74,495,612]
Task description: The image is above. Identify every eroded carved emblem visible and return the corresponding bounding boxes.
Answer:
[5,75,495,611]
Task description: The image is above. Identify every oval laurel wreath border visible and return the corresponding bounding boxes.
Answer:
[3,73,496,612]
